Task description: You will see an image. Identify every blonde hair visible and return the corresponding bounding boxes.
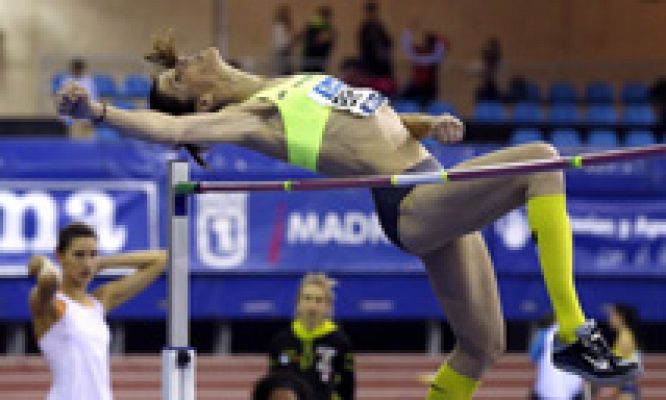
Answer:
[297,272,335,305]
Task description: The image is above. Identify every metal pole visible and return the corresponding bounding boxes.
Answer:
[426,319,442,355]
[6,323,26,355]
[164,160,195,400]
[169,160,190,346]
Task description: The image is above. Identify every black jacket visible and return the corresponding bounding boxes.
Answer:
[269,320,355,400]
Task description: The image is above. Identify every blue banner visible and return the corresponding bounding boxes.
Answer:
[488,200,666,275]
[0,180,159,273]
[0,139,664,275]
[189,189,420,271]
[1,139,665,320]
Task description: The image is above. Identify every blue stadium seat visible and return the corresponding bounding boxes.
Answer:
[588,129,619,148]
[550,128,583,148]
[512,102,544,124]
[510,128,544,145]
[620,82,649,104]
[51,73,66,94]
[548,104,581,124]
[548,82,577,103]
[392,100,421,113]
[123,74,151,98]
[473,102,508,122]
[621,105,656,125]
[585,82,614,104]
[93,74,117,97]
[585,105,618,125]
[624,130,656,147]
[425,101,456,116]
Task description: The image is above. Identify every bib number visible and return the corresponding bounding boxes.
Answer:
[309,76,386,117]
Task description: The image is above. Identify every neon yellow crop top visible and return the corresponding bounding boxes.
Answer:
[251,74,331,172]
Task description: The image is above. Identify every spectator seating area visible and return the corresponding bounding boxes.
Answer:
[511,127,661,147]
[474,80,656,123]
[474,102,658,126]
[470,80,664,147]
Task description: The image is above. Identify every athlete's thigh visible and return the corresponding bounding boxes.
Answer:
[398,143,557,254]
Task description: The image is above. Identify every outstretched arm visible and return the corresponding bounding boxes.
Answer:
[92,250,167,312]
[57,82,270,145]
[399,113,464,143]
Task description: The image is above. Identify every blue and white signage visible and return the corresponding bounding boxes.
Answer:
[0,180,158,273]
[489,200,666,275]
[190,189,421,271]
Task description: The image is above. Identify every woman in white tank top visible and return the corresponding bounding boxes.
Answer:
[28,222,167,400]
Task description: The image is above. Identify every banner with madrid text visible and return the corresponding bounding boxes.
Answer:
[0,138,664,275]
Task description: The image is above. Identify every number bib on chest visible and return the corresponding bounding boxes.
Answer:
[309,76,386,117]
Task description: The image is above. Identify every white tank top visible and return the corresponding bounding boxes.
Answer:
[38,292,112,400]
[535,324,584,398]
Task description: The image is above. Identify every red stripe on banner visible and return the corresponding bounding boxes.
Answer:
[268,203,286,265]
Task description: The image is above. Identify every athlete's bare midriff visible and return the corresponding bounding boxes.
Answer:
[232,100,431,177]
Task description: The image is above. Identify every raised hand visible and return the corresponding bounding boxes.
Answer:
[28,255,61,283]
[429,114,464,144]
[56,82,99,120]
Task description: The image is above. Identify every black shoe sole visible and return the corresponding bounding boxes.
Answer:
[553,363,643,386]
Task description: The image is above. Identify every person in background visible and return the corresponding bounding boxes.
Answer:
[649,76,666,124]
[506,75,530,103]
[358,1,395,96]
[529,314,587,400]
[272,4,294,76]
[475,37,503,102]
[400,28,448,107]
[62,58,98,101]
[28,222,167,400]
[595,304,642,400]
[338,57,368,87]
[269,273,355,400]
[253,370,317,400]
[301,6,336,73]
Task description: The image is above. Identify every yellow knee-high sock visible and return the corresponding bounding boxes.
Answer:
[427,364,479,400]
[527,194,586,343]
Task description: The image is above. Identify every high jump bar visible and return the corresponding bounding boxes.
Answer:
[175,144,666,194]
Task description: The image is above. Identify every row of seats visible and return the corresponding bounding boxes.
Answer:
[52,75,652,104]
[545,81,651,104]
[511,81,651,104]
[391,99,660,126]
[52,74,151,98]
[511,128,664,148]
[475,102,658,125]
